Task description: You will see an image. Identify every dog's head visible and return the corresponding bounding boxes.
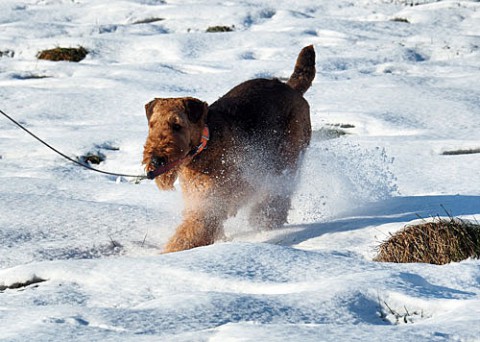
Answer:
[142,97,208,190]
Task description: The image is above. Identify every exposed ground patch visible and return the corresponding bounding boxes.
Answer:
[442,148,480,156]
[0,276,46,291]
[206,25,234,32]
[37,47,88,62]
[374,217,480,265]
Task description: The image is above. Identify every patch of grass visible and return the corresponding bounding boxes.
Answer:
[0,276,46,291]
[391,17,410,23]
[206,25,234,33]
[132,17,165,24]
[77,143,120,166]
[37,46,88,62]
[78,151,106,165]
[442,148,480,156]
[328,123,355,129]
[374,217,480,265]
[378,297,425,325]
[0,49,14,58]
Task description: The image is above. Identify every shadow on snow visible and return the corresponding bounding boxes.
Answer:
[271,195,480,246]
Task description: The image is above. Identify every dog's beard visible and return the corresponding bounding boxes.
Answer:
[143,140,187,190]
[154,168,179,190]
[143,154,181,190]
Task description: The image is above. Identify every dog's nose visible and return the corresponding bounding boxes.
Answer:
[151,156,167,168]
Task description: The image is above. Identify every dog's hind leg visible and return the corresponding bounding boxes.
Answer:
[249,101,311,230]
[249,193,292,230]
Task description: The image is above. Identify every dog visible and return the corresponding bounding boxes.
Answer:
[143,45,315,253]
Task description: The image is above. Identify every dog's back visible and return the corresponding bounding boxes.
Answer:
[207,45,315,153]
[208,78,304,133]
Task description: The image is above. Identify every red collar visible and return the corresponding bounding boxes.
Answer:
[190,125,209,158]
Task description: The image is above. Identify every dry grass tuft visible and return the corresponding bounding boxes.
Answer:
[206,25,234,33]
[78,151,106,165]
[132,17,165,24]
[391,17,410,23]
[37,46,88,62]
[374,217,480,265]
[442,148,480,156]
[0,276,46,291]
[0,49,15,58]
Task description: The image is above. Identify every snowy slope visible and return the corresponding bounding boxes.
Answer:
[1,0,480,341]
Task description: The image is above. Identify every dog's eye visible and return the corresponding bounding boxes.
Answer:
[171,123,182,132]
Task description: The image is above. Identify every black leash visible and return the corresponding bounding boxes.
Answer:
[0,108,147,180]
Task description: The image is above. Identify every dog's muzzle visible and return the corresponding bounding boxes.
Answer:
[147,155,183,180]
[146,126,210,180]
[150,156,167,169]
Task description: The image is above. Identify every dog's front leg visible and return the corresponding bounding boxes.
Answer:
[163,205,227,253]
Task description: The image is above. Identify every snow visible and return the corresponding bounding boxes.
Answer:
[1,0,480,340]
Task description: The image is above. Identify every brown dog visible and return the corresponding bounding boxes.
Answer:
[143,45,315,253]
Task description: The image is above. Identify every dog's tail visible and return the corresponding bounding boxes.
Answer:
[286,45,316,95]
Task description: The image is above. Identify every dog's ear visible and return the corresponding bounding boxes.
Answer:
[184,98,208,123]
[145,99,156,122]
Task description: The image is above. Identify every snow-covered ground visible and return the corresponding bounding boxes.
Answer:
[1,0,480,340]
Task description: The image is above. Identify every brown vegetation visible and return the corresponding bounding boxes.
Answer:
[206,25,234,32]
[374,218,480,265]
[79,151,106,165]
[132,17,164,24]
[442,148,480,156]
[37,46,88,62]
[0,276,46,291]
